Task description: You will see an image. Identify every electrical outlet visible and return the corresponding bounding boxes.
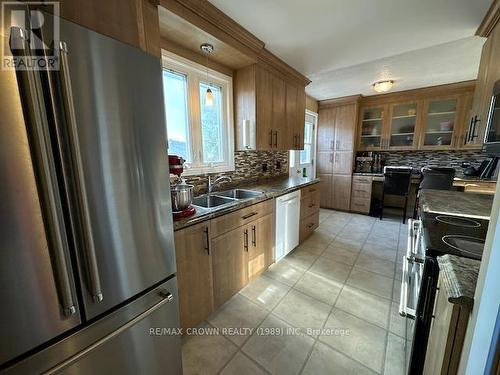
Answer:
[262,163,268,172]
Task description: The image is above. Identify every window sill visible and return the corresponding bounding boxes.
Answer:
[182,164,235,177]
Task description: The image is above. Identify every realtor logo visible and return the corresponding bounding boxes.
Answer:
[1,1,60,70]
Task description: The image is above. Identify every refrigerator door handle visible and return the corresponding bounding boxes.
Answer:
[57,41,103,303]
[9,27,77,316]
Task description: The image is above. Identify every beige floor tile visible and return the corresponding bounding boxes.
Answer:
[309,256,352,284]
[182,325,238,375]
[303,341,377,375]
[242,315,314,374]
[208,294,268,346]
[263,259,305,286]
[273,289,331,331]
[320,309,387,373]
[294,271,343,305]
[240,275,290,311]
[331,237,364,252]
[335,285,391,329]
[285,247,319,270]
[362,244,398,262]
[389,302,406,338]
[301,231,334,250]
[355,253,396,278]
[384,333,406,375]
[322,244,359,266]
[292,243,325,256]
[220,352,267,375]
[346,267,394,299]
[393,278,402,302]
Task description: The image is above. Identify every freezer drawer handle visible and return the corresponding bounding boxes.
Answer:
[58,41,103,303]
[9,27,77,317]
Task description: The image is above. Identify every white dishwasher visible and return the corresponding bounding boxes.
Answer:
[275,190,301,261]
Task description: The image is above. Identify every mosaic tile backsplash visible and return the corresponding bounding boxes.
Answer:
[379,150,487,176]
[184,150,289,195]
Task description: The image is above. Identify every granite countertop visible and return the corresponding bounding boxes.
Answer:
[173,176,320,231]
[437,254,481,308]
[419,189,493,220]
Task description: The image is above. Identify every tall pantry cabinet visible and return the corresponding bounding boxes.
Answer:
[317,97,359,210]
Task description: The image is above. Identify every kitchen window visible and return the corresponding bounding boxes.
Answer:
[162,51,234,175]
[290,111,318,178]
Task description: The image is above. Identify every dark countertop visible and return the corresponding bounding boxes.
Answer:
[173,176,320,231]
[437,254,481,308]
[353,172,496,183]
[419,189,493,220]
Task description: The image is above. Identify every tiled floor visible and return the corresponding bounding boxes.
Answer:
[182,209,407,375]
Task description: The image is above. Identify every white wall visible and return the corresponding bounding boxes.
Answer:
[459,174,500,374]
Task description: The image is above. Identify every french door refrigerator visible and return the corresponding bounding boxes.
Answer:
[0,5,182,374]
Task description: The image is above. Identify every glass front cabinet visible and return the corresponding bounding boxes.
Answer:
[357,90,471,151]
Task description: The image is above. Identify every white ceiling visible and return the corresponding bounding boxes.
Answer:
[209,0,492,100]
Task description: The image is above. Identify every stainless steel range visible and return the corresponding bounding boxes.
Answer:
[400,213,488,375]
[1,5,181,373]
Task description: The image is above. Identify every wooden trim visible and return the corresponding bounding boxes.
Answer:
[319,94,362,108]
[476,0,500,37]
[360,80,476,107]
[306,95,318,113]
[160,37,234,76]
[158,0,310,86]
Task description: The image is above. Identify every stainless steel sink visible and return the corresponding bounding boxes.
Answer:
[192,195,235,208]
[216,189,263,200]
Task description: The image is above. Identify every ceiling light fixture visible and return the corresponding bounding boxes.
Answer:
[200,43,214,107]
[373,80,394,93]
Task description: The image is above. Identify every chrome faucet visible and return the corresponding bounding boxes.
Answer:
[208,175,232,193]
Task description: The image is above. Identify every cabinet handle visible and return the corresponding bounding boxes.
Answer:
[307,223,315,229]
[269,130,273,147]
[467,116,480,143]
[242,211,258,220]
[309,188,317,193]
[203,227,209,255]
[298,134,301,147]
[330,140,334,150]
[336,140,340,149]
[244,228,249,252]
[252,225,256,246]
[274,131,278,147]
[308,203,315,208]
[329,153,333,163]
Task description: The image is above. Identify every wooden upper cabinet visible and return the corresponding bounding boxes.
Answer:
[234,63,307,151]
[174,222,213,330]
[317,107,336,151]
[59,0,160,56]
[296,88,306,149]
[334,103,357,151]
[469,21,500,148]
[358,106,387,151]
[387,101,419,150]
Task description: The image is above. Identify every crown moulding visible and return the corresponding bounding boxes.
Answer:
[476,0,500,37]
[156,0,311,86]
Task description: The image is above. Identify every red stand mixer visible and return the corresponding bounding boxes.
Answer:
[169,155,196,220]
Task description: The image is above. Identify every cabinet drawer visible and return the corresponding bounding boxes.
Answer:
[352,176,373,184]
[351,183,371,198]
[300,189,320,219]
[211,199,274,238]
[300,183,320,200]
[350,197,371,213]
[299,211,319,243]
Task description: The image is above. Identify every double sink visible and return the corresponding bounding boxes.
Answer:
[192,189,264,209]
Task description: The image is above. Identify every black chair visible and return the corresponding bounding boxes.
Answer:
[413,167,456,218]
[419,167,455,190]
[380,166,412,223]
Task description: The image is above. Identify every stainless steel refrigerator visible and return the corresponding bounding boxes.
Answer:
[0,4,182,374]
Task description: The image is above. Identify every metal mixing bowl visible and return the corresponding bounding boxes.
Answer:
[170,183,194,211]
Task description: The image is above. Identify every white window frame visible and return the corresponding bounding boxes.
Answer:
[290,110,318,178]
[162,50,234,176]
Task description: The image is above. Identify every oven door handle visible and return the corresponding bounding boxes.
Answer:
[399,255,417,319]
[407,219,424,263]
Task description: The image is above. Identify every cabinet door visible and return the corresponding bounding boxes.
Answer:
[256,66,274,150]
[331,175,352,211]
[286,82,299,150]
[296,88,306,149]
[317,152,333,174]
[318,107,336,151]
[249,214,275,280]
[318,174,332,208]
[419,96,459,150]
[387,102,419,150]
[273,76,287,150]
[174,223,213,330]
[334,103,357,151]
[358,106,386,150]
[332,151,353,174]
[212,226,248,308]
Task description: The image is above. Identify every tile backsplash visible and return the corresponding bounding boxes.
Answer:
[184,150,289,195]
[379,150,486,176]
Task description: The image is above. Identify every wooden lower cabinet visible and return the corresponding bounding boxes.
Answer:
[299,183,321,243]
[211,226,248,308]
[318,174,332,208]
[299,211,319,243]
[248,213,275,280]
[331,175,352,211]
[174,222,213,330]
